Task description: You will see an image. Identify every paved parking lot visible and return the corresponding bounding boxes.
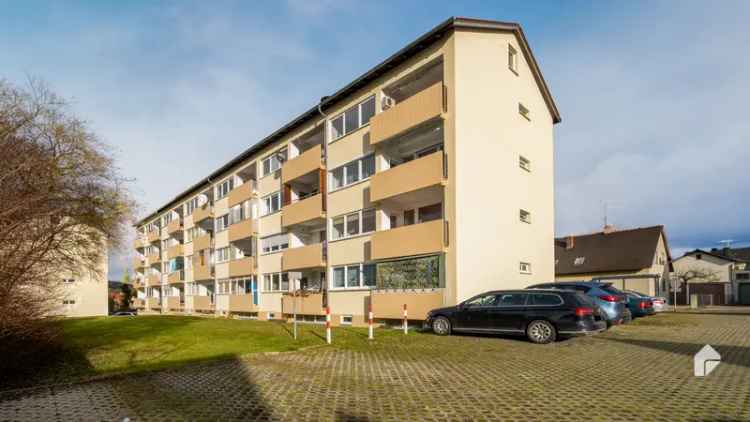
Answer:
[2,312,750,421]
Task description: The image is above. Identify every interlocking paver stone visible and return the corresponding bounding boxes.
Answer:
[1,312,749,421]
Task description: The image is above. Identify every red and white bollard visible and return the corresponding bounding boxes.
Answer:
[325,306,332,344]
[403,304,408,335]
[368,303,374,340]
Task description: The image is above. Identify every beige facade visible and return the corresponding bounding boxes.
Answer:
[132,18,559,325]
[56,254,109,317]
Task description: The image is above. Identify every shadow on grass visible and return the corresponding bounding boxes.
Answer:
[599,336,750,368]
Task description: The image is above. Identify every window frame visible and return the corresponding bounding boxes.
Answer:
[518,103,531,121]
[261,233,289,254]
[329,95,376,142]
[520,209,531,224]
[519,261,532,274]
[263,272,289,292]
[508,44,518,74]
[330,208,376,241]
[328,154,375,192]
[329,263,376,290]
[262,191,282,216]
[261,148,287,177]
[519,155,531,172]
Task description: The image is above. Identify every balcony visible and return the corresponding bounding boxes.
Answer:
[229,257,256,278]
[228,181,255,208]
[282,243,326,271]
[282,144,323,184]
[193,234,211,251]
[193,262,212,281]
[147,297,159,309]
[147,230,160,243]
[228,219,257,242]
[282,193,325,228]
[147,274,161,287]
[166,219,183,236]
[370,151,445,202]
[133,237,145,250]
[193,295,215,312]
[134,278,146,289]
[371,290,443,320]
[281,293,325,316]
[371,219,444,261]
[370,82,443,146]
[168,270,185,284]
[193,205,213,223]
[228,295,258,313]
[167,296,182,311]
[147,252,161,264]
[167,244,183,259]
[132,257,145,269]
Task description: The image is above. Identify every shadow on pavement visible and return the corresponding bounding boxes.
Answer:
[600,336,750,368]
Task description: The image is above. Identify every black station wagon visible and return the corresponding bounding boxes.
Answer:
[424,289,607,343]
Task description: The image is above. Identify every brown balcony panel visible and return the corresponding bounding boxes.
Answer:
[147,275,161,287]
[282,144,323,184]
[167,244,183,259]
[282,193,324,228]
[371,219,444,260]
[370,151,444,202]
[147,253,161,264]
[282,243,326,271]
[166,219,182,236]
[228,182,254,208]
[147,231,160,243]
[193,263,212,281]
[193,234,211,251]
[228,295,258,313]
[370,82,443,145]
[133,238,145,250]
[371,291,443,320]
[193,205,213,223]
[228,219,257,242]
[168,271,184,284]
[147,297,159,309]
[167,297,182,311]
[132,257,145,269]
[229,257,256,277]
[193,296,214,312]
[281,293,325,316]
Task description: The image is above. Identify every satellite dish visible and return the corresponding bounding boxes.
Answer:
[197,194,208,207]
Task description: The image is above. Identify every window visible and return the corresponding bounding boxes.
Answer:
[497,293,528,306]
[62,278,75,283]
[215,178,234,199]
[215,214,230,232]
[574,257,585,266]
[465,294,497,307]
[185,226,205,243]
[330,154,375,190]
[262,191,282,215]
[162,212,173,225]
[229,202,250,225]
[215,247,230,263]
[185,197,199,215]
[519,103,530,120]
[330,263,376,289]
[519,156,531,172]
[529,293,563,306]
[62,299,76,305]
[508,44,518,73]
[737,273,750,280]
[520,209,531,224]
[418,203,442,223]
[331,209,376,240]
[330,96,376,141]
[519,262,532,274]
[696,254,702,260]
[263,272,289,292]
[261,149,287,176]
[404,209,415,226]
[341,315,353,325]
[261,233,289,253]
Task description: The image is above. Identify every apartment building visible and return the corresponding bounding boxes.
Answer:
[56,253,109,317]
[132,17,560,326]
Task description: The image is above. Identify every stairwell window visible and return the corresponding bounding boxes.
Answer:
[519,103,530,121]
[519,262,532,274]
[519,156,531,172]
[508,44,518,74]
[330,96,376,141]
[520,209,531,224]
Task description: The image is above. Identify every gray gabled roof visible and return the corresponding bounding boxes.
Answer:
[135,16,561,226]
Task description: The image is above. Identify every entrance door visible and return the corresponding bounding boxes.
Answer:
[739,283,750,305]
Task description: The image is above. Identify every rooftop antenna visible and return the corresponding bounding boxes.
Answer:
[601,200,621,229]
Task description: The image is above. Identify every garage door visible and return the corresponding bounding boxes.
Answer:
[739,284,750,305]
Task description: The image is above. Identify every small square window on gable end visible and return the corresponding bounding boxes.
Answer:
[518,103,530,121]
[508,44,518,74]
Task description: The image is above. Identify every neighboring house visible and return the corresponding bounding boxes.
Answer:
[555,225,673,297]
[673,248,750,305]
[132,17,561,325]
[57,254,109,317]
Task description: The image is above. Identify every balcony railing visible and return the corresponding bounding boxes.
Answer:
[147,230,160,243]
[193,233,211,251]
[371,290,443,320]
[281,293,325,316]
[132,257,145,269]
[193,295,215,312]
[370,151,445,202]
[371,219,445,261]
[168,270,185,284]
[282,243,326,271]
[228,181,255,208]
[147,274,161,287]
[281,193,325,228]
[147,252,161,264]
[193,262,213,281]
[133,237,146,250]
[166,219,183,236]
[228,219,257,242]
[370,82,444,145]
[167,244,183,259]
[147,297,159,309]
[167,296,182,311]
[282,144,324,184]
[228,294,258,313]
[192,205,213,223]
[228,257,256,277]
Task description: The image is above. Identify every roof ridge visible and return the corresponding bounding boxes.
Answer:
[556,225,663,239]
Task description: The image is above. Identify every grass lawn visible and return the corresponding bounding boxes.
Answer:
[31,315,414,388]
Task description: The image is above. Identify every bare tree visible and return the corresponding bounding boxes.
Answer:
[0,79,135,376]
[672,266,721,307]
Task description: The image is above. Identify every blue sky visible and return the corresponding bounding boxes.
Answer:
[2,1,749,279]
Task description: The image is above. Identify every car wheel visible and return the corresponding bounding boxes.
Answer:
[526,320,557,344]
[432,316,451,336]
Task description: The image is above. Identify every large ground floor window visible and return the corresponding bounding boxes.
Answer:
[375,254,444,290]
